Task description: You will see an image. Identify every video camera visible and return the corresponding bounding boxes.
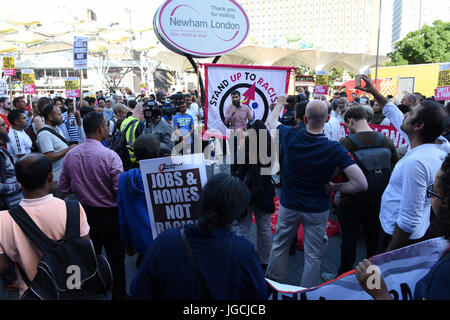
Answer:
[143,101,162,121]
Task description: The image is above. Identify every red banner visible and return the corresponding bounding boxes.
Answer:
[339,123,408,149]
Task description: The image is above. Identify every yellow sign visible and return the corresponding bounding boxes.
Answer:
[438,69,450,87]
[22,73,35,85]
[65,79,80,90]
[139,83,147,88]
[2,56,14,70]
[316,74,329,86]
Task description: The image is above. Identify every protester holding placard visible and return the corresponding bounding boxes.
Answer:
[130,173,268,300]
[117,134,160,269]
[355,74,450,252]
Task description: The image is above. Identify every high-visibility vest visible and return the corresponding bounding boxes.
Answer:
[120,116,140,163]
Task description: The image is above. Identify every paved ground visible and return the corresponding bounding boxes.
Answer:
[0,163,367,299]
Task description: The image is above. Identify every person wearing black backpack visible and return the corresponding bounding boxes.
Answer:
[58,112,127,300]
[322,106,399,281]
[0,153,112,300]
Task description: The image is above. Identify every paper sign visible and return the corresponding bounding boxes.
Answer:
[65,77,80,98]
[140,154,208,239]
[314,85,328,95]
[0,79,8,97]
[315,71,329,95]
[73,36,88,70]
[436,63,450,101]
[21,69,36,94]
[2,54,15,76]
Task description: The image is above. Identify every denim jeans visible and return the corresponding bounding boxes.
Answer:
[266,205,329,288]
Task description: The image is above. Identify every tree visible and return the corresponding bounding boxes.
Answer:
[387,20,450,66]
[328,67,344,85]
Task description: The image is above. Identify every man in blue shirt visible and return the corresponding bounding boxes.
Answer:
[173,102,194,154]
[266,98,368,288]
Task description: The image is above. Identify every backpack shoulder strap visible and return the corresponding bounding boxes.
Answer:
[347,134,365,150]
[37,127,69,146]
[8,206,54,252]
[64,199,80,240]
[373,132,385,148]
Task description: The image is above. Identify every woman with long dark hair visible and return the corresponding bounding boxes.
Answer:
[130,173,268,300]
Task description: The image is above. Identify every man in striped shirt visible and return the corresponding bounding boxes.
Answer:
[6,110,32,162]
[61,101,82,145]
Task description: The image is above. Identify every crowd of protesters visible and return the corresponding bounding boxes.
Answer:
[0,74,449,300]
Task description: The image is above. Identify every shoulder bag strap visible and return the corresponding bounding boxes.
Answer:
[8,206,55,253]
[63,199,80,241]
[37,127,69,146]
[180,227,213,299]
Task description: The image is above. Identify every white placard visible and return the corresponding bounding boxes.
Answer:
[73,36,88,70]
[140,154,208,239]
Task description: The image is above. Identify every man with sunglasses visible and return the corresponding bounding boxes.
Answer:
[356,75,450,252]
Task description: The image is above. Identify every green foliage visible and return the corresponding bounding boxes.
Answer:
[328,67,344,85]
[388,20,450,65]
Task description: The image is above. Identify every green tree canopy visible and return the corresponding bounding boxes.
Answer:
[387,20,450,66]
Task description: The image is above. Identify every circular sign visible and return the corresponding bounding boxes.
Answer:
[154,0,250,58]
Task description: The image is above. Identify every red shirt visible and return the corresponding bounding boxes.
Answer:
[0,114,10,131]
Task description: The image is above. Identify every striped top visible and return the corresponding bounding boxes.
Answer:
[62,112,80,143]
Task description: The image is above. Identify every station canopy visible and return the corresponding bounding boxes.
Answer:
[0,6,388,74]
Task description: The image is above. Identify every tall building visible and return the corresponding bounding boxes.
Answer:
[238,0,382,54]
[392,0,450,45]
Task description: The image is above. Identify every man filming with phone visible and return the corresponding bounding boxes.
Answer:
[355,74,450,252]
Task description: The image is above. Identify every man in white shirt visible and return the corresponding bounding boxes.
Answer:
[184,94,200,152]
[324,100,343,141]
[356,74,450,252]
[6,110,32,162]
[335,98,348,123]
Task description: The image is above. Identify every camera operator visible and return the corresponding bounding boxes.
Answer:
[156,90,178,124]
[135,101,174,157]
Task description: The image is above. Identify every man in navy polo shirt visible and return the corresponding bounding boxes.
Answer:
[266,98,368,288]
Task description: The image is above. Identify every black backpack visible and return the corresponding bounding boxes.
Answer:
[347,133,392,206]
[109,119,138,172]
[8,200,113,300]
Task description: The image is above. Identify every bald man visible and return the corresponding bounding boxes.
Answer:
[267,97,367,288]
[401,93,417,111]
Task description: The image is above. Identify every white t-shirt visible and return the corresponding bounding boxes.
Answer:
[36,124,69,182]
[6,128,32,163]
[186,103,199,127]
[323,117,342,141]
